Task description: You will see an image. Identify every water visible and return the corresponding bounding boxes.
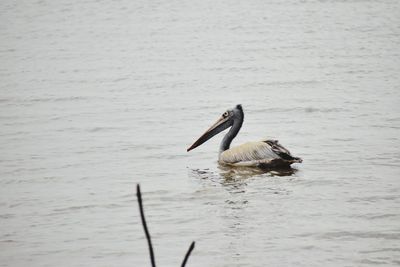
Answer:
[1,0,400,266]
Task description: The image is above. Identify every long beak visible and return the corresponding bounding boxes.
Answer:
[187,116,231,152]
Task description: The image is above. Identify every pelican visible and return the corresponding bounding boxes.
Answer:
[187,104,302,168]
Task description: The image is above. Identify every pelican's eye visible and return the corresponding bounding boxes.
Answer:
[222,111,229,118]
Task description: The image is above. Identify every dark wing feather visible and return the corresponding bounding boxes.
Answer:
[263,139,302,162]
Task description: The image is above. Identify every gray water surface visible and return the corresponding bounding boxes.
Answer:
[1,0,400,266]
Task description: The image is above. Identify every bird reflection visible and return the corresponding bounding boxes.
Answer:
[189,164,298,188]
[218,164,297,180]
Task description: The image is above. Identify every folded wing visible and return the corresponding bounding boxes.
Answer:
[219,139,302,167]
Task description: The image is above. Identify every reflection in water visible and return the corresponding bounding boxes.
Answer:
[189,164,298,191]
[189,167,247,195]
[189,164,298,209]
[218,165,298,180]
[189,164,299,259]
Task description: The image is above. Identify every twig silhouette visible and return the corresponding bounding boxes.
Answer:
[136,184,195,266]
[136,184,156,267]
[181,241,195,267]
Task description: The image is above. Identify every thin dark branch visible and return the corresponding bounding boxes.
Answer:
[181,241,195,267]
[136,184,156,267]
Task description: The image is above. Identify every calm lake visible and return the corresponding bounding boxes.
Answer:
[1,0,399,266]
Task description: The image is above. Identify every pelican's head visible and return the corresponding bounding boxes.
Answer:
[187,104,243,152]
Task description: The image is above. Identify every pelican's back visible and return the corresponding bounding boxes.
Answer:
[219,140,302,167]
[219,141,278,164]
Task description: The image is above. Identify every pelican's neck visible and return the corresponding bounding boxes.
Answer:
[219,112,244,154]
